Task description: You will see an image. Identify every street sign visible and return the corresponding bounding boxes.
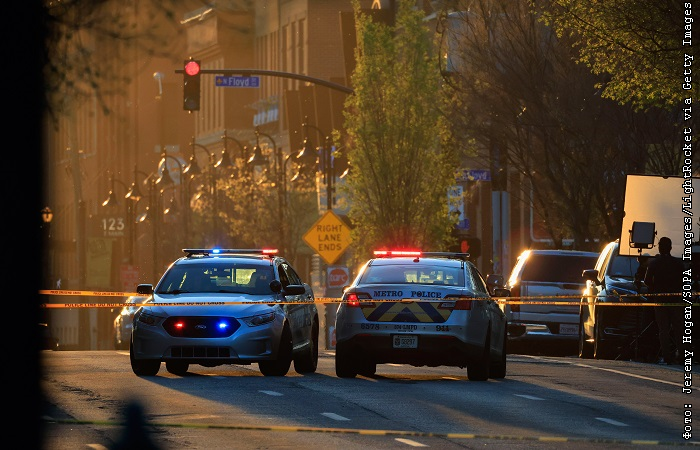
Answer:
[303,211,352,265]
[215,76,260,88]
[327,266,350,288]
[455,169,491,182]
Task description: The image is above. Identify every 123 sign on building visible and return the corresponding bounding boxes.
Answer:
[93,214,126,238]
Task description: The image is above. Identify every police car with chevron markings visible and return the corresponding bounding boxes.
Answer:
[335,250,510,381]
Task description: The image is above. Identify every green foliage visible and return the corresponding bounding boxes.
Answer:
[534,0,687,111]
[344,0,459,263]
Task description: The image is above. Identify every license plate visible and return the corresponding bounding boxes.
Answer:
[559,324,579,335]
[392,335,418,348]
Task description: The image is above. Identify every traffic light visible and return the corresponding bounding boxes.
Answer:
[183,59,201,111]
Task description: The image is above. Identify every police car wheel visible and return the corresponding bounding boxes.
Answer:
[335,344,358,378]
[467,337,491,381]
[259,325,293,376]
[130,342,160,376]
[358,360,376,377]
[166,361,189,375]
[489,331,507,379]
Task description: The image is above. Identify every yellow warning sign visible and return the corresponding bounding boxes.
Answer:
[303,211,352,265]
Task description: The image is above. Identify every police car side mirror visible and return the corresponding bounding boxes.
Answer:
[269,280,282,293]
[136,284,153,295]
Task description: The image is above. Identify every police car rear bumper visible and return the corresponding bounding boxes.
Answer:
[335,334,482,367]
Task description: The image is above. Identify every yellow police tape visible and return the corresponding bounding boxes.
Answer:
[37,289,698,308]
[43,417,695,447]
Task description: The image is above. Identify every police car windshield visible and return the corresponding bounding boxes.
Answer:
[157,265,275,294]
[360,265,464,286]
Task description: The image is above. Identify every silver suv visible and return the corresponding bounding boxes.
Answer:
[504,249,599,349]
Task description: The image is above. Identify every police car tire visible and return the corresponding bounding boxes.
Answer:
[489,331,507,379]
[294,320,319,374]
[358,361,377,377]
[130,343,160,376]
[259,325,293,376]
[166,361,189,375]
[335,344,358,378]
[467,337,491,381]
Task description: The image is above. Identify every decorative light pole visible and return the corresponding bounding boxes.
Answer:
[221,130,251,174]
[102,171,134,265]
[254,127,295,255]
[41,207,53,288]
[132,171,161,282]
[296,117,345,212]
[185,138,219,245]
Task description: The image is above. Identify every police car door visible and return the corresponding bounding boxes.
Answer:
[278,263,311,345]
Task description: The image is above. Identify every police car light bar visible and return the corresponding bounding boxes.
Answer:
[423,252,470,259]
[373,250,422,257]
[183,248,279,256]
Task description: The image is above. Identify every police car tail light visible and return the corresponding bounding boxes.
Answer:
[442,295,473,310]
[373,250,422,257]
[345,292,373,307]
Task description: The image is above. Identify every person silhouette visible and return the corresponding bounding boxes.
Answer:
[644,237,684,364]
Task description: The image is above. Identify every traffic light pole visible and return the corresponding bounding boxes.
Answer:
[176,67,354,96]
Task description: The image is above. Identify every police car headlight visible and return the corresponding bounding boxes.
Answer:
[243,312,276,327]
[136,311,161,327]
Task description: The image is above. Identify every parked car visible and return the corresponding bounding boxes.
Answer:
[335,250,509,381]
[579,240,659,361]
[113,295,150,350]
[504,249,599,351]
[130,248,319,377]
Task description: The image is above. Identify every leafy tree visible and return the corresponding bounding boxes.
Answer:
[532,0,687,111]
[344,0,460,262]
[438,0,685,248]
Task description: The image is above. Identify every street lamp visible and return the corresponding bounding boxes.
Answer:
[130,170,162,281]
[295,117,346,212]
[221,130,251,173]
[185,138,220,245]
[41,207,53,288]
[255,127,293,254]
[102,171,134,265]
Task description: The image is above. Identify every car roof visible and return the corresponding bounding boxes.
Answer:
[172,249,282,266]
[368,254,470,268]
[520,249,599,255]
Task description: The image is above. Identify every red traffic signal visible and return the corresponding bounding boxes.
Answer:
[184,60,200,76]
[183,59,201,111]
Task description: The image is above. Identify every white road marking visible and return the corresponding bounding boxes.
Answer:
[518,355,697,390]
[395,437,428,447]
[322,412,350,421]
[87,445,108,449]
[596,417,629,427]
[259,390,283,396]
[514,394,544,400]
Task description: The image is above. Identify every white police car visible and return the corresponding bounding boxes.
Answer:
[335,250,509,381]
[130,249,319,377]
